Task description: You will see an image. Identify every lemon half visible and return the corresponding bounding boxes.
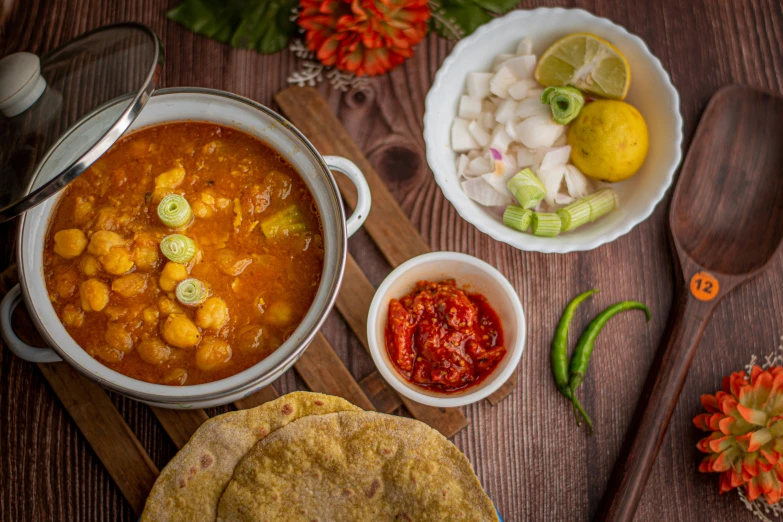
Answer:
[535,33,631,100]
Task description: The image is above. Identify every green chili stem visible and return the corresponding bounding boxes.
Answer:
[569,301,651,395]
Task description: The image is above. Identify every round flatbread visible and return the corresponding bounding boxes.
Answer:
[216,411,498,522]
[141,392,361,522]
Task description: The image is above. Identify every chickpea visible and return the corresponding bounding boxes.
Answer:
[159,262,188,292]
[61,304,84,328]
[93,346,125,363]
[105,323,133,353]
[54,271,79,299]
[195,297,229,330]
[53,229,87,259]
[142,306,159,325]
[104,306,127,321]
[80,279,110,312]
[138,338,171,365]
[158,297,184,317]
[88,230,126,256]
[73,197,94,223]
[162,368,188,385]
[154,166,186,189]
[214,249,252,276]
[264,301,294,327]
[192,200,213,219]
[111,273,148,298]
[92,206,118,231]
[237,324,266,353]
[132,245,159,271]
[161,313,201,349]
[196,337,232,371]
[79,254,102,276]
[100,247,134,275]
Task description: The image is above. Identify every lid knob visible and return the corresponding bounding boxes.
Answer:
[0,52,47,117]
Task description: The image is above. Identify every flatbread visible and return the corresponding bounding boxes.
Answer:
[141,392,361,522]
[216,411,498,522]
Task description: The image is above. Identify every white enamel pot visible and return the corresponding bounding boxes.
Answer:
[0,88,372,409]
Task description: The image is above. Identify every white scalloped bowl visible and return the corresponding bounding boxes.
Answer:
[423,8,683,253]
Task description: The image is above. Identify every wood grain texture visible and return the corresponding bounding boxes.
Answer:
[2,1,783,521]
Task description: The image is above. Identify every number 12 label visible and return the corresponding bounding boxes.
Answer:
[690,271,720,301]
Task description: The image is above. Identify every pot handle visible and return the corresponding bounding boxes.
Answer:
[323,156,371,238]
[0,284,61,363]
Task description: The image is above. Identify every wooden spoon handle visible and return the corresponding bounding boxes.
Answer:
[594,282,715,521]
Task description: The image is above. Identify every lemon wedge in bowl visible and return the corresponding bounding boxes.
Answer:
[535,33,631,100]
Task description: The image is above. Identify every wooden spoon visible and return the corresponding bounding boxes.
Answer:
[595,85,783,521]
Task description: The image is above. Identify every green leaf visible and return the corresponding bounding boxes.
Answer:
[429,0,518,39]
[167,0,298,54]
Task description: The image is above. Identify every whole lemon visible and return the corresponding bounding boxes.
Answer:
[567,100,649,182]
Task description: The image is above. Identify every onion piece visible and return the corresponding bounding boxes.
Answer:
[514,116,565,149]
[467,156,492,176]
[501,55,537,80]
[494,99,517,124]
[505,120,519,141]
[492,53,516,72]
[489,66,516,98]
[481,112,496,130]
[458,95,482,120]
[456,154,469,178]
[489,127,513,153]
[564,165,594,198]
[540,146,571,171]
[516,97,552,120]
[536,165,567,206]
[451,118,480,152]
[468,120,491,147]
[517,148,535,168]
[461,177,514,207]
[516,38,534,55]
[508,79,539,101]
[466,72,493,99]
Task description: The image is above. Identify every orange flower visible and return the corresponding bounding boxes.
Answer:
[695,365,783,504]
[298,0,431,76]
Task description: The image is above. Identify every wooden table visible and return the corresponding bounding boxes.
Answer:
[2,1,782,520]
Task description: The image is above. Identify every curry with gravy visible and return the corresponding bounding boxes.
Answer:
[43,122,324,385]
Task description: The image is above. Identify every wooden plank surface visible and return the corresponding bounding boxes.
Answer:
[3,1,783,521]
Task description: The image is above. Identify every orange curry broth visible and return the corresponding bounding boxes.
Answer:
[43,122,324,385]
[385,280,506,393]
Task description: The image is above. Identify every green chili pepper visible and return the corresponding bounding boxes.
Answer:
[551,289,598,430]
[569,301,651,395]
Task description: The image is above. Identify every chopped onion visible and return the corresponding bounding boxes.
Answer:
[501,55,536,80]
[451,118,480,152]
[564,165,593,198]
[489,66,516,98]
[492,53,516,72]
[458,95,482,120]
[481,99,496,112]
[467,155,492,176]
[456,154,469,178]
[517,148,535,168]
[514,116,565,149]
[468,120,491,147]
[515,97,552,120]
[489,127,513,153]
[466,72,493,99]
[494,99,517,124]
[505,120,519,141]
[540,146,571,171]
[462,177,513,207]
[508,79,539,101]
[516,38,534,55]
[480,111,496,130]
[554,193,575,206]
[536,165,567,206]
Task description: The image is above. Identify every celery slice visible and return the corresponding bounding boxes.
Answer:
[157,194,192,228]
[261,205,308,238]
[557,199,592,231]
[585,188,619,222]
[507,168,546,209]
[175,278,206,306]
[503,205,532,232]
[531,212,562,237]
[541,86,585,125]
[160,234,197,263]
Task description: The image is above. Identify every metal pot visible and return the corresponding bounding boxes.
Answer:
[0,27,371,408]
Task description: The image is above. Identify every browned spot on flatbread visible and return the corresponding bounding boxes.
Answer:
[366,478,381,498]
[257,426,269,438]
[382,448,391,455]
[396,514,413,521]
[178,478,186,489]
[342,488,354,497]
[200,454,214,469]
[314,400,324,406]
[188,465,198,478]
[281,403,293,415]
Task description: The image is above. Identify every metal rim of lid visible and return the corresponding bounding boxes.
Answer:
[0,22,164,223]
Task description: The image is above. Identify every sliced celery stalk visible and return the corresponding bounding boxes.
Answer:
[507,168,546,209]
[503,205,532,232]
[261,205,308,238]
[531,212,561,237]
[585,188,619,222]
[557,199,592,231]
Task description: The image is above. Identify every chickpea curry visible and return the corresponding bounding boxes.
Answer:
[43,122,324,385]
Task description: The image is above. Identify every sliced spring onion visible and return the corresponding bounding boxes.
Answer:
[160,234,197,263]
[157,194,192,228]
[261,205,307,238]
[585,188,619,222]
[557,199,592,231]
[531,212,562,237]
[507,168,546,209]
[541,86,585,125]
[175,278,206,306]
[503,205,532,232]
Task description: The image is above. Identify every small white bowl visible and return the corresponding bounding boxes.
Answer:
[367,252,525,407]
[423,7,683,253]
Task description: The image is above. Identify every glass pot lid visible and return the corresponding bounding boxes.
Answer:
[0,22,163,223]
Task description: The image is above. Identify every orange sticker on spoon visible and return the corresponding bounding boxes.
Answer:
[690,272,720,301]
